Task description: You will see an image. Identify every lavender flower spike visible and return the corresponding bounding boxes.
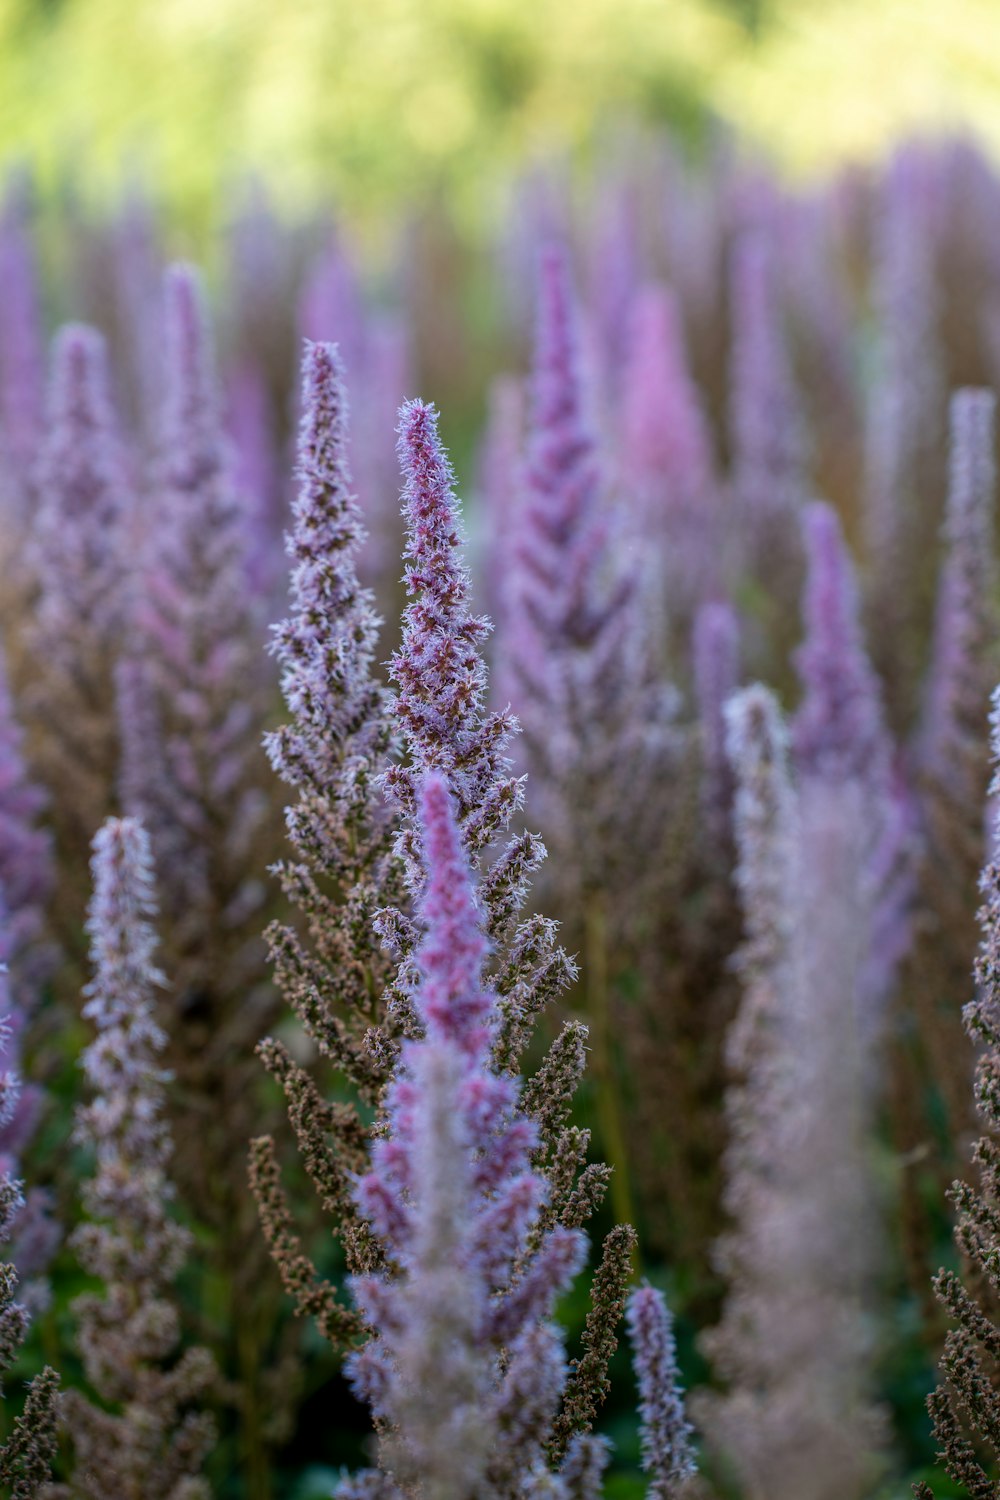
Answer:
[385,397,521,857]
[341,773,586,1498]
[627,1283,696,1500]
[0,961,58,1497]
[729,232,807,527]
[29,323,130,903]
[921,388,998,789]
[919,686,1000,1496]
[55,817,215,1500]
[693,600,741,837]
[792,500,892,791]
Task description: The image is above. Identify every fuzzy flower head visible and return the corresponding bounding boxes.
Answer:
[620,282,711,505]
[266,339,393,797]
[344,774,585,1496]
[729,231,807,518]
[384,398,521,857]
[922,387,998,785]
[627,1283,697,1500]
[792,501,891,790]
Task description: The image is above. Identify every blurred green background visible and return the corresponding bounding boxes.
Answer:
[2,0,1000,231]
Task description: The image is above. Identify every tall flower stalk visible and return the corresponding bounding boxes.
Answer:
[26,324,131,972]
[697,685,888,1500]
[254,348,635,1475]
[119,264,283,1489]
[0,957,58,1497]
[496,244,676,1232]
[917,687,1000,1497]
[338,773,592,1499]
[53,818,214,1500]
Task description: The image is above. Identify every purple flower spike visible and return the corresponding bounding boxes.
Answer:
[385,397,520,859]
[922,388,998,789]
[32,324,131,755]
[729,232,807,525]
[62,817,215,1495]
[123,262,270,993]
[693,601,741,836]
[620,283,711,507]
[414,775,491,1050]
[0,177,44,505]
[342,772,585,1498]
[496,243,677,915]
[0,951,58,1489]
[627,1283,696,1500]
[700,686,888,1500]
[267,340,392,794]
[0,651,50,991]
[792,501,891,790]
[27,320,133,973]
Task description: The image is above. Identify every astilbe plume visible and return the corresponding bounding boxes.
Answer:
[727,232,808,657]
[498,243,676,917]
[917,688,1000,1499]
[255,364,634,1460]
[495,244,677,1229]
[792,500,914,1012]
[299,251,413,612]
[0,650,56,1294]
[626,1284,696,1500]
[618,283,717,628]
[0,176,44,521]
[115,264,286,1485]
[791,502,892,792]
[386,400,636,1420]
[907,390,1000,1171]
[25,325,131,968]
[250,339,403,1346]
[339,772,592,1499]
[697,685,887,1500]
[52,818,214,1500]
[864,146,946,730]
[0,963,59,1498]
[693,600,741,843]
[617,595,744,1279]
[122,262,272,1007]
[387,395,636,1444]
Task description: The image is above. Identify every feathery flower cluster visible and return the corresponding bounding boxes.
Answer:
[792,500,912,1017]
[251,340,402,1343]
[116,264,283,1451]
[692,600,741,841]
[6,123,1000,1500]
[902,390,1000,1175]
[697,686,887,1500]
[729,232,807,534]
[618,283,716,622]
[626,1283,696,1500]
[123,262,271,994]
[256,354,635,1482]
[918,688,1000,1498]
[53,818,214,1500]
[0,655,55,1295]
[864,147,945,728]
[0,964,58,1498]
[0,178,44,514]
[26,324,131,958]
[497,244,677,920]
[340,773,592,1499]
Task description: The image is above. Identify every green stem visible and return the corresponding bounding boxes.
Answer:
[584,893,637,1240]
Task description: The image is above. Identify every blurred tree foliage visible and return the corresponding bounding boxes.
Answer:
[2,0,999,233]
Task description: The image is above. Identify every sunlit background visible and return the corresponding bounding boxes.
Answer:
[2,0,1000,230]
